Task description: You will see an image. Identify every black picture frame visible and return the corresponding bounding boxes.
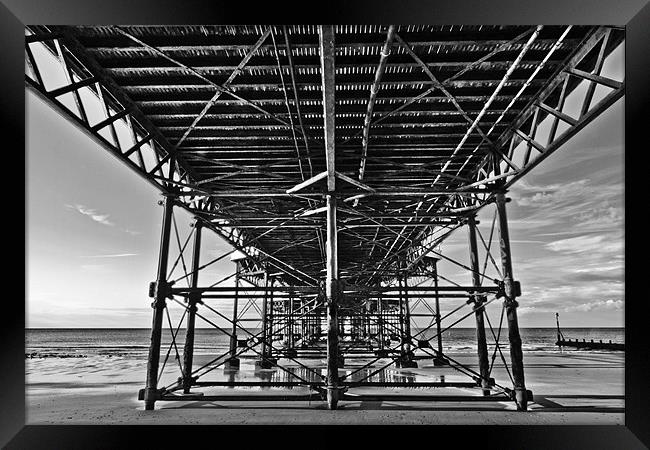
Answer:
[4,1,648,448]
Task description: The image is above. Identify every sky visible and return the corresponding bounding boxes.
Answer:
[26,40,624,329]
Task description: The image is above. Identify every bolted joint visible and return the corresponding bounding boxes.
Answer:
[149,280,174,302]
[494,280,505,299]
[471,294,487,308]
[504,297,520,309]
[503,276,521,298]
[188,292,202,309]
[179,375,198,385]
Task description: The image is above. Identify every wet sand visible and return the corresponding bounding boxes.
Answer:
[26,351,624,425]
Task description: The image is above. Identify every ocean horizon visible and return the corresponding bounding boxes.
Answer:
[26,327,625,359]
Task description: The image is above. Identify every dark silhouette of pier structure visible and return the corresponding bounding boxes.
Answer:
[25,24,624,411]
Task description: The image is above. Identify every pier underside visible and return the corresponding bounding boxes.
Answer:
[25,24,624,411]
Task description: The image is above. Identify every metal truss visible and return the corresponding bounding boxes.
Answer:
[26,24,624,412]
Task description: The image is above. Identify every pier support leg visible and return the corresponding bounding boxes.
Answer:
[398,271,417,368]
[496,190,528,411]
[144,195,174,410]
[182,218,202,393]
[256,268,276,369]
[430,258,446,366]
[467,215,491,395]
[325,194,341,410]
[226,261,241,369]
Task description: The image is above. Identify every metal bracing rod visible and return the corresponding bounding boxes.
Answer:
[52,39,89,124]
[580,29,611,118]
[283,25,314,177]
[194,216,320,286]
[111,27,319,147]
[433,26,543,186]
[475,220,504,279]
[456,26,572,179]
[358,25,396,183]
[343,311,508,392]
[191,294,327,382]
[144,195,174,410]
[276,28,326,263]
[50,27,202,184]
[173,285,496,294]
[495,190,527,411]
[484,303,515,384]
[173,293,326,385]
[411,294,472,340]
[169,214,193,286]
[173,188,490,199]
[338,27,537,147]
[181,219,202,393]
[161,307,187,380]
[470,26,616,181]
[394,33,499,150]
[271,27,306,183]
[174,28,272,150]
[546,76,571,146]
[157,306,187,384]
[467,215,491,395]
[172,307,318,388]
[422,247,501,285]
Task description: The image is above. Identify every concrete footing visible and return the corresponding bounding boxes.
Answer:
[433,356,449,366]
[255,358,277,369]
[397,359,418,368]
[224,358,240,370]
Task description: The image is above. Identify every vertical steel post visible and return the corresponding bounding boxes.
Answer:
[288,287,294,350]
[261,268,269,360]
[227,261,240,368]
[377,289,384,350]
[433,259,443,357]
[467,215,491,395]
[398,276,406,357]
[429,258,446,366]
[325,193,340,409]
[495,190,528,411]
[365,298,372,344]
[144,195,174,410]
[269,277,275,360]
[182,218,202,393]
[403,272,413,356]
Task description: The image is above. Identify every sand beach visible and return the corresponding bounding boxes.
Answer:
[26,349,624,425]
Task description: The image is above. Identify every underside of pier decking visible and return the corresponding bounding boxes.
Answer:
[25,24,624,411]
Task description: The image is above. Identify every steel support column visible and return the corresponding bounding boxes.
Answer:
[495,190,527,410]
[431,258,446,365]
[325,193,340,409]
[467,215,491,395]
[403,273,412,356]
[226,260,241,369]
[260,269,270,360]
[398,276,406,357]
[144,195,174,410]
[182,218,202,393]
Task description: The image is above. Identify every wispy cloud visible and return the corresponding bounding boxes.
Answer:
[80,253,140,258]
[65,203,141,235]
[65,203,114,227]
